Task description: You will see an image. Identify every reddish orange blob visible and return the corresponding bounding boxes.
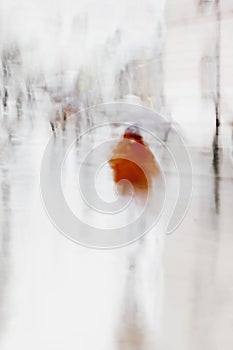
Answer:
[109,129,159,195]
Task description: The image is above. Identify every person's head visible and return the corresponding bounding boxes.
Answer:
[123,125,143,142]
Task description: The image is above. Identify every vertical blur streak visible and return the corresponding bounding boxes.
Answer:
[212,132,221,214]
[0,167,11,337]
[215,0,221,134]
[213,0,221,214]
[116,232,164,350]
[109,128,163,349]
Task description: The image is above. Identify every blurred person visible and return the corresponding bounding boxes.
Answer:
[109,125,159,197]
[109,126,164,349]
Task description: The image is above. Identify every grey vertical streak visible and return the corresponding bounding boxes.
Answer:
[0,166,11,336]
[215,0,221,133]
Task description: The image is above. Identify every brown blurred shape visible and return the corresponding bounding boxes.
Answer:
[109,126,159,196]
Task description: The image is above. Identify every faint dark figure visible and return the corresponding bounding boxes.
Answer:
[115,64,131,100]
[49,99,80,136]
[1,51,9,80]
[163,119,172,143]
[212,132,221,214]
[50,109,62,136]
[211,0,221,214]
[25,77,35,102]
[75,117,82,145]
[2,88,8,109]
[50,120,56,134]
[16,92,23,119]
[2,60,8,79]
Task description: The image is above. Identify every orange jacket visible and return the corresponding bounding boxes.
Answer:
[109,134,159,194]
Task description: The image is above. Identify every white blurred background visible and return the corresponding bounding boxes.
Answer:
[0,0,233,349]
